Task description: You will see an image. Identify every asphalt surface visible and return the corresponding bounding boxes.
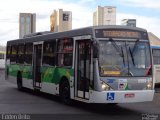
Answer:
[0,69,160,120]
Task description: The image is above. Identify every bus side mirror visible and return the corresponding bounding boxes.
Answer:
[93,41,99,58]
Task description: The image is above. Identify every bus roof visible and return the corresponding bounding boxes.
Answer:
[7,25,148,46]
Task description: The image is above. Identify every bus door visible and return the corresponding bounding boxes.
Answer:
[33,42,43,89]
[75,40,91,99]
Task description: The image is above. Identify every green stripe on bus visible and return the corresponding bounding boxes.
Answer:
[7,65,74,84]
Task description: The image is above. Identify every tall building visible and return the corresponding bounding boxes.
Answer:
[19,13,36,39]
[121,19,136,27]
[93,6,116,26]
[50,9,72,32]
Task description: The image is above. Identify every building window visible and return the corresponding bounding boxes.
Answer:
[63,13,69,21]
[57,38,73,67]
[26,17,31,34]
[107,7,113,13]
[20,23,25,37]
[26,17,31,24]
[25,43,33,65]
[26,25,30,34]
[108,10,112,13]
[43,41,56,66]
[20,17,25,24]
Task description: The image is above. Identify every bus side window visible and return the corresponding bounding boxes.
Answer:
[17,44,24,64]
[43,41,56,66]
[25,43,33,65]
[6,46,11,60]
[153,49,160,64]
[57,38,73,67]
[10,45,17,64]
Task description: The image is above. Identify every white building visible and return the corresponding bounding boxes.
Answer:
[121,19,136,27]
[19,13,36,39]
[50,9,72,32]
[93,6,116,26]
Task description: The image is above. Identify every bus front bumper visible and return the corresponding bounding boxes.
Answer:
[89,90,154,103]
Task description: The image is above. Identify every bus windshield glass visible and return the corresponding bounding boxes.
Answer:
[99,40,152,77]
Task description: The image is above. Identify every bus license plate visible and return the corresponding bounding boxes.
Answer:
[125,93,135,98]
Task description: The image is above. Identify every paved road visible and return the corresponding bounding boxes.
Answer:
[0,69,160,120]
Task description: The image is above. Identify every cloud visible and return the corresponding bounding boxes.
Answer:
[0,0,159,46]
[0,0,92,45]
[117,13,160,38]
[118,0,160,9]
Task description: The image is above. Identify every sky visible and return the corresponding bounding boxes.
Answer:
[0,0,160,46]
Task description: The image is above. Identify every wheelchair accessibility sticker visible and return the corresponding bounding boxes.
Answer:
[107,92,115,101]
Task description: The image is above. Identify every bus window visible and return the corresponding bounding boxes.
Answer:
[6,46,11,60]
[10,45,17,64]
[152,49,160,64]
[43,41,56,66]
[152,48,160,84]
[17,45,24,64]
[57,38,73,67]
[25,43,33,65]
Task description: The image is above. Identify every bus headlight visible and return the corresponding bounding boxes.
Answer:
[101,81,110,91]
[146,78,152,90]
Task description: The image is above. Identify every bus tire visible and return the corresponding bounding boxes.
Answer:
[17,72,23,91]
[59,79,71,104]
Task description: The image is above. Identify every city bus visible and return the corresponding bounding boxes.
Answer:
[0,51,6,69]
[151,46,160,85]
[5,25,154,104]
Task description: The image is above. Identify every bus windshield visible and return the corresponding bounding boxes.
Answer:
[99,40,152,77]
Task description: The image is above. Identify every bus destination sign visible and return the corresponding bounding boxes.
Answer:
[95,29,147,39]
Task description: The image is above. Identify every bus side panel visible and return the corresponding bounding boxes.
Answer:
[7,64,31,80]
[8,64,20,77]
[41,67,74,95]
[41,67,74,84]
[6,64,21,84]
[21,65,34,89]
[22,65,32,79]
[154,65,160,84]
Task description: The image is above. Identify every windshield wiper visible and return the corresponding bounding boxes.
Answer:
[109,39,123,57]
[128,39,139,66]
[109,38,125,66]
[129,46,135,66]
[121,47,125,66]
[132,39,139,55]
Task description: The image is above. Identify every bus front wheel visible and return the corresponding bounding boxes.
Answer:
[59,80,71,104]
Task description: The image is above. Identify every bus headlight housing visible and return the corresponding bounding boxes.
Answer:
[101,81,111,91]
[146,78,152,90]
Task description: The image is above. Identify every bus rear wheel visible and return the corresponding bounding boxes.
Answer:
[59,80,71,104]
[17,72,23,91]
